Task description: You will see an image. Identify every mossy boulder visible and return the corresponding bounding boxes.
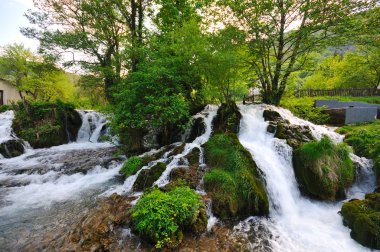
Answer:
[12,101,82,148]
[133,162,166,191]
[293,136,355,201]
[131,186,207,249]
[186,117,206,143]
[341,193,380,249]
[204,133,269,219]
[0,139,24,158]
[212,102,242,135]
[263,109,314,149]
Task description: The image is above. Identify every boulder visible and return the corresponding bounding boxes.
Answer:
[0,139,24,158]
[186,117,206,143]
[341,193,380,249]
[204,133,269,219]
[263,109,314,149]
[133,162,167,191]
[293,136,355,200]
[212,102,242,135]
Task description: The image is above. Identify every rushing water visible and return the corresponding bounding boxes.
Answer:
[237,105,374,252]
[0,110,15,144]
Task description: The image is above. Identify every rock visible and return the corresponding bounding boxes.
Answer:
[212,102,242,135]
[341,193,380,249]
[0,139,24,158]
[65,110,82,142]
[293,136,355,201]
[204,133,269,219]
[263,110,282,121]
[263,109,314,149]
[187,117,206,143]
[133,162,167,191]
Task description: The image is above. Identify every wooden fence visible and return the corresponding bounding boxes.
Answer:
[295,88,380,97]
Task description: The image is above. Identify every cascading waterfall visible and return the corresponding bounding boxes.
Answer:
[236,104,373,252]
[77,110,108,142]
[0,110,15,144]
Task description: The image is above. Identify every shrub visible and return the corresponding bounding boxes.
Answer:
[0,104,12,113]
[131,186,207,248]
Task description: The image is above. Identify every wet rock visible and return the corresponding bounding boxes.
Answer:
[187,117,206,143]
[0,139,24,158]
[263,109,314,149]
[212,102,242,135]
[133,162,167,191]
[341,193,380,249]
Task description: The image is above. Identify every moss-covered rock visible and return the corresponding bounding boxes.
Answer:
[341,193,380,249]
[204,133,269,219]
[12,101,82,148]
[133,162,166,191]
[212,102,242,135]
[0,139,24,158]
[293,136,355,200]
[186,117,206,143]
[131,186,207,249]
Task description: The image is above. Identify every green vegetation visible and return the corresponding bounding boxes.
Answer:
[12,101,82,148]
[0,105,12,113]
[120,156,145,177]
[293,136,355,200]
[337,121,380,183]
[341,193,380,249]
[131,186,207,249]
[204,133,269,219]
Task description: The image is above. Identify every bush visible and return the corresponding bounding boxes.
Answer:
[280,97,329,124]
[204,133,269,219]
[131,186,207,248]
[0,104,12,113]
[293,136,355,200]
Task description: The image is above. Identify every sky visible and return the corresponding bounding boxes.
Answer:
[0,0,39,51]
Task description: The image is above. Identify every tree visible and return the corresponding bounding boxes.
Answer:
[22,0,149,101]
[0,43,76,103]
[216,0,373,104]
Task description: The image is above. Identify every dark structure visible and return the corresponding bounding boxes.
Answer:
[315,100,380,125]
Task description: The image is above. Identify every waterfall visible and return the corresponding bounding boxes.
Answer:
[76,110,108,143]
[0,110,16,144]
[236,104,372,252]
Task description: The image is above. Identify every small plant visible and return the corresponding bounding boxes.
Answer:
[131,186,206,248]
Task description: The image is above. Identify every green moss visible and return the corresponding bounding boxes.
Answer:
[212,102,242,134]
[133,162,167,191]
[120,156,144,177]
[293,136,355,200]
[341,194,380,249]
[204,133,269,219]
[131,186,207,249]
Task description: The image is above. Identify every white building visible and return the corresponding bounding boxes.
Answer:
[0,79,22,105]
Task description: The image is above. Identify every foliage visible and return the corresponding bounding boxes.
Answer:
[0,105,13,113]
[341,193,380,249]
[0,43,76,103]
[131,186,206,248]
[12,100,81,148]
[293,136,355,200]
[214,0,370,105]
[204,133,269,219]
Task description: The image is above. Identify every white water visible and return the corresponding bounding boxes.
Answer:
[77,110,108,142]
[237,105,372,252]
[0,110,15,144]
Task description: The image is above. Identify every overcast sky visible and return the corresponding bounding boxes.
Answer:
[0,0,39,51]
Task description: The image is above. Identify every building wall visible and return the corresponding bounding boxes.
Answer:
[0,79,22,105]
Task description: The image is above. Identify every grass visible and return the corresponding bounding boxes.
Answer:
[337,120,380,182]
